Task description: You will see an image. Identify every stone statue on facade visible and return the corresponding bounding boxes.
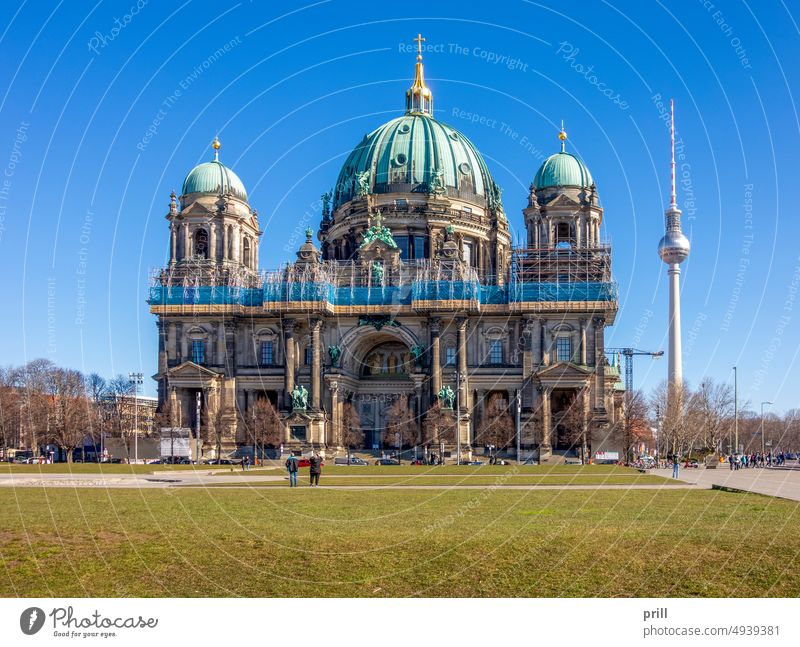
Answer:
[328,345,341,368]
[437,385,456,410]
[291,384,309,411]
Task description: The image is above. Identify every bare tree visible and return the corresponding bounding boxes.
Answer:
[475,394,515,459]
[250,398,282,462]
[46,368,93,462]
[384,397,418,462]
[557,390,591,463]
[650,379,692,457]
[423,401,456,460]
[688,378,734,454]
[340,402,363,462]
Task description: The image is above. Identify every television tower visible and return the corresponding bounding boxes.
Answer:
[658,99,691,398]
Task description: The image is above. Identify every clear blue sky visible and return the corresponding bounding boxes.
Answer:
[1,0,798,413]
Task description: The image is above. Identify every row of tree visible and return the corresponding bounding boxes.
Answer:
[3,359,799,462]
[0,359,143,461]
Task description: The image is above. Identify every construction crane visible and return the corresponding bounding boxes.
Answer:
[604,348,664,394]
[605,347,664,463]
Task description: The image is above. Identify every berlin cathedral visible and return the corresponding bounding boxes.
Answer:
[148,37,624,462]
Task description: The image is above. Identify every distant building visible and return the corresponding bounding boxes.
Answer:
[99,394,158,439]
[148,39,624,461]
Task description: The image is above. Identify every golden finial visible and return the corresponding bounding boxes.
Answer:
[558,120,567,152]
[406,33,433,115]
[414,33,425,61]
[212,135,221,161]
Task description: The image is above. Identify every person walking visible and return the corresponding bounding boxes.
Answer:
[242,455,250,471]
[309,452,322,487]
[672,456,680,479]
[285,454,299,487]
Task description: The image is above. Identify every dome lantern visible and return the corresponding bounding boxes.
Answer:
[405,33,433,116]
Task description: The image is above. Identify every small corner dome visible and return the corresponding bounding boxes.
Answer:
[182,160,247,200]
[180,138,247,201]
[533,151,593,190]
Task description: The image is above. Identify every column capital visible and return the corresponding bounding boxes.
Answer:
[310,318,323,332]
[429,317,441,335]
[455,316,468,330]
[283,318,296,337]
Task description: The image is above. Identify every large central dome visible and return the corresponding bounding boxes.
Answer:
[332,114,499,209]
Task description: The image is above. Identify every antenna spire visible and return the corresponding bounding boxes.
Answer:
[670,99,676,208]
[212,135,221,161]
[558,120,567,152]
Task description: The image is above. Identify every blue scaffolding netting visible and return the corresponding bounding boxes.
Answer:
[148,280,617,307]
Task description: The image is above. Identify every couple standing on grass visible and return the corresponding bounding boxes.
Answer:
[285,452,323,487]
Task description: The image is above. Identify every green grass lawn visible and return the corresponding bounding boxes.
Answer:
[2,486,798,597]
[194,474,677,487]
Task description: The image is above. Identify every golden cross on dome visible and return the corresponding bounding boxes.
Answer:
[212,135,221,160]
[414,33,425,59]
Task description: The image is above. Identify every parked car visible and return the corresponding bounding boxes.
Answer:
[334,457,367,466]
[375,458,400,466]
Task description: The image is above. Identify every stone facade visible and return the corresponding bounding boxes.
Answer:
[148,47,624,462]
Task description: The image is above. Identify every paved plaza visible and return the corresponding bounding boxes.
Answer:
[2,464,800,499]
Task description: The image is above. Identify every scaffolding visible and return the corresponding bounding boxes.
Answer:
[148,249,617,308]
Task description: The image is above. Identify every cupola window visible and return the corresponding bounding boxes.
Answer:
[194,228,209,259]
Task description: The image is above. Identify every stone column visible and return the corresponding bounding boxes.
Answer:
[209,222,217,262]
[532,318,543,366]
[457,317,469,409]
[225,321,237,376]
[430,317,441,396]
[579,318,587,365]
[541,386,552,459]
[330,380,341,448]
[157,320,168,375]
[222,224,229,261]
[182,223,190,260]
[283,319,295,407]
[594,316,606,411]
[232,227,240,263]
[311,319,322,409]
[521,318,534,409]
[179,324,188,362]
[167,322,177,363]
[216,322,226,369]
[169,225,177,264]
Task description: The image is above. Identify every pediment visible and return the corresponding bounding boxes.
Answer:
[543,192,580,208]
[165,361,222,379]
[179,202,215,217]
[536,361,593,379]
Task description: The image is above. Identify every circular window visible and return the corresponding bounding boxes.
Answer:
[393,153,407,166]
[459,162,471,174]
[399,123,411,134]
[449,131,459,140]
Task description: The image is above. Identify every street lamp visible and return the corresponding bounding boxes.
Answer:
[760,401,772,458]
[732,366,738,454]
[515,389,521,464]
[128,372,144,464]
[455,370,464,465]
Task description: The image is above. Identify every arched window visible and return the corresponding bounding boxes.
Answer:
[555,222,572,247]
[243,237,251,267]
[194,228,209,259]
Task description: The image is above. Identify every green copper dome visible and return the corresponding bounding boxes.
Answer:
[533,151,593,189]
[182,159,247,200]
[333,114,502,209]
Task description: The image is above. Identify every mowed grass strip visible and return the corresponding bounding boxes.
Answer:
[191,474,677,487]
[1,487,798,597]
